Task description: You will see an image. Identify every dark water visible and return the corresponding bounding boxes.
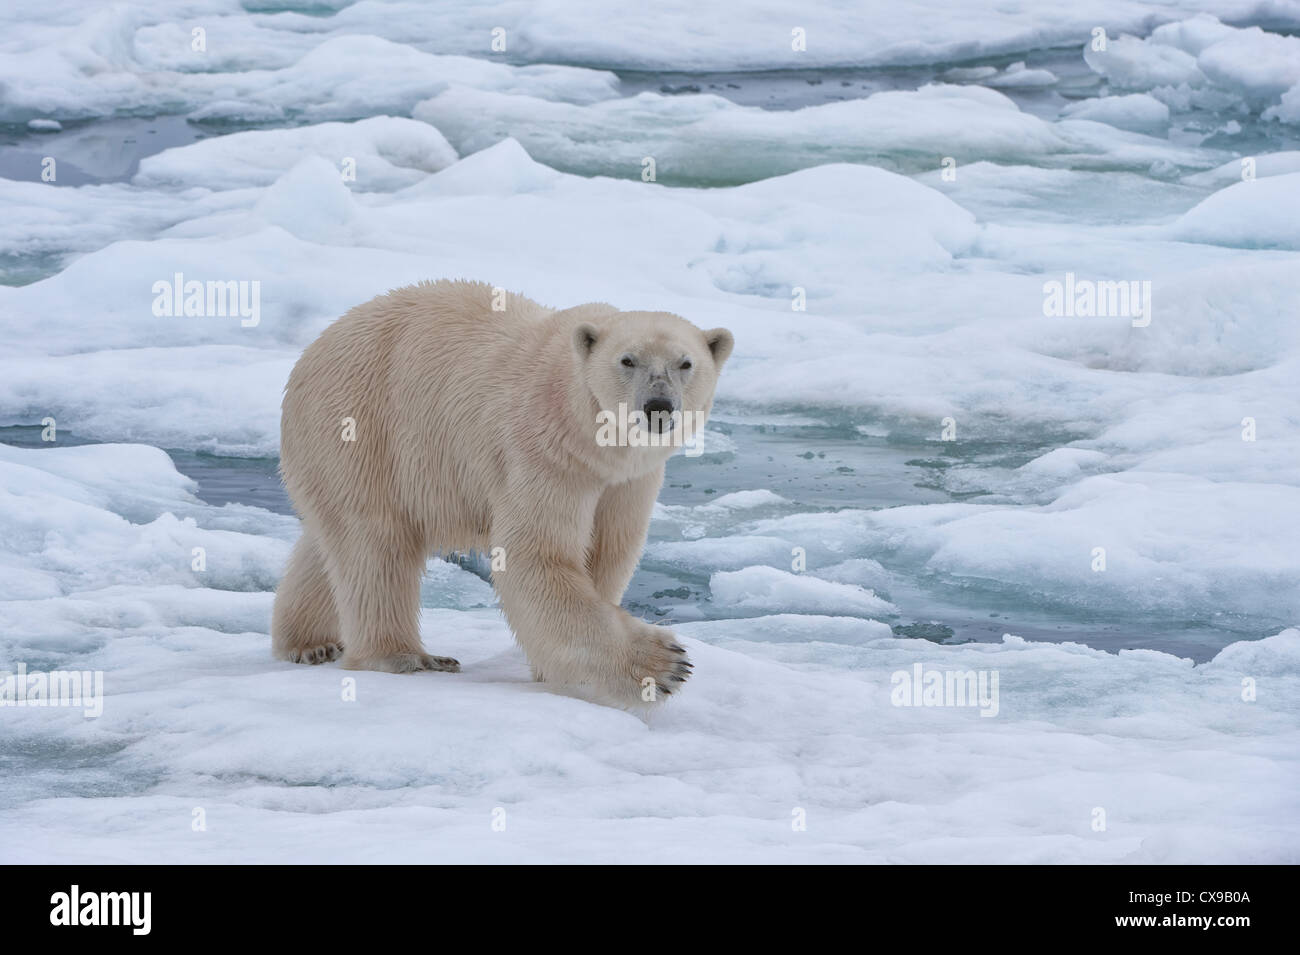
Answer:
[0,114,207,187]
[615,46,1101,117]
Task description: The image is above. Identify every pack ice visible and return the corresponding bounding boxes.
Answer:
[1,0,1298,863]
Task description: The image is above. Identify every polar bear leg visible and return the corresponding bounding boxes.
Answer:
[318,522,460,674]
[494,496,689,702]
[587,471,663,605]
[271,531,343,664]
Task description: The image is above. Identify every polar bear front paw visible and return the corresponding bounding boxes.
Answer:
[626,622,692,700]
[345,651,461,673]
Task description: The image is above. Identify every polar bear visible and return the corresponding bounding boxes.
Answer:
[271,279,733,704]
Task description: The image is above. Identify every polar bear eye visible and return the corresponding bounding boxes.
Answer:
[680,359,693,370]
[620,356,636,368]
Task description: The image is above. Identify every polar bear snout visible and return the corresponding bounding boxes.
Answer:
[643,397,676,432]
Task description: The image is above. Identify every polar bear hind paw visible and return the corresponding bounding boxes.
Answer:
[285,642,344,665]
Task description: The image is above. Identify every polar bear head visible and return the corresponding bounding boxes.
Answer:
[573,311,733,447]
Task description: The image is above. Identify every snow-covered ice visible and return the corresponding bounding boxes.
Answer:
[133,117,459,191]
[1060,93,1171,133]
[1,443,1296,863]
[2,1,1298,863]
[1169,171,1300,246]
[1083,14,1300,118]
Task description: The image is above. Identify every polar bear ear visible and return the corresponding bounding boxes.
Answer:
[573,323,599,358]
[703,328,734,367]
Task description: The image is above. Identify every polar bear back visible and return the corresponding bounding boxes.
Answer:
[280,279,614,551]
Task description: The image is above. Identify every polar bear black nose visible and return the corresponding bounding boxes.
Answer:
[643,398,675,433]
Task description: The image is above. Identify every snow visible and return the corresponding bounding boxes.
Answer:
[1085,32,1208,89]
[984,62,1059,88]
[1,444,1296,863]
[2,0,1299,863]
[1195,26,1300,104]
[0,20,619,123]
[1060,93,1171,132]
[6,3,1299,121]
[1265,84,1300,123]
[709,566,899,617]
[134,117,458,191]
[1169,171,1300,247]
[413,83,1216,183]
[1182,149,1300,185]
[1083,14,1300,119]
[0,5,1259,82]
